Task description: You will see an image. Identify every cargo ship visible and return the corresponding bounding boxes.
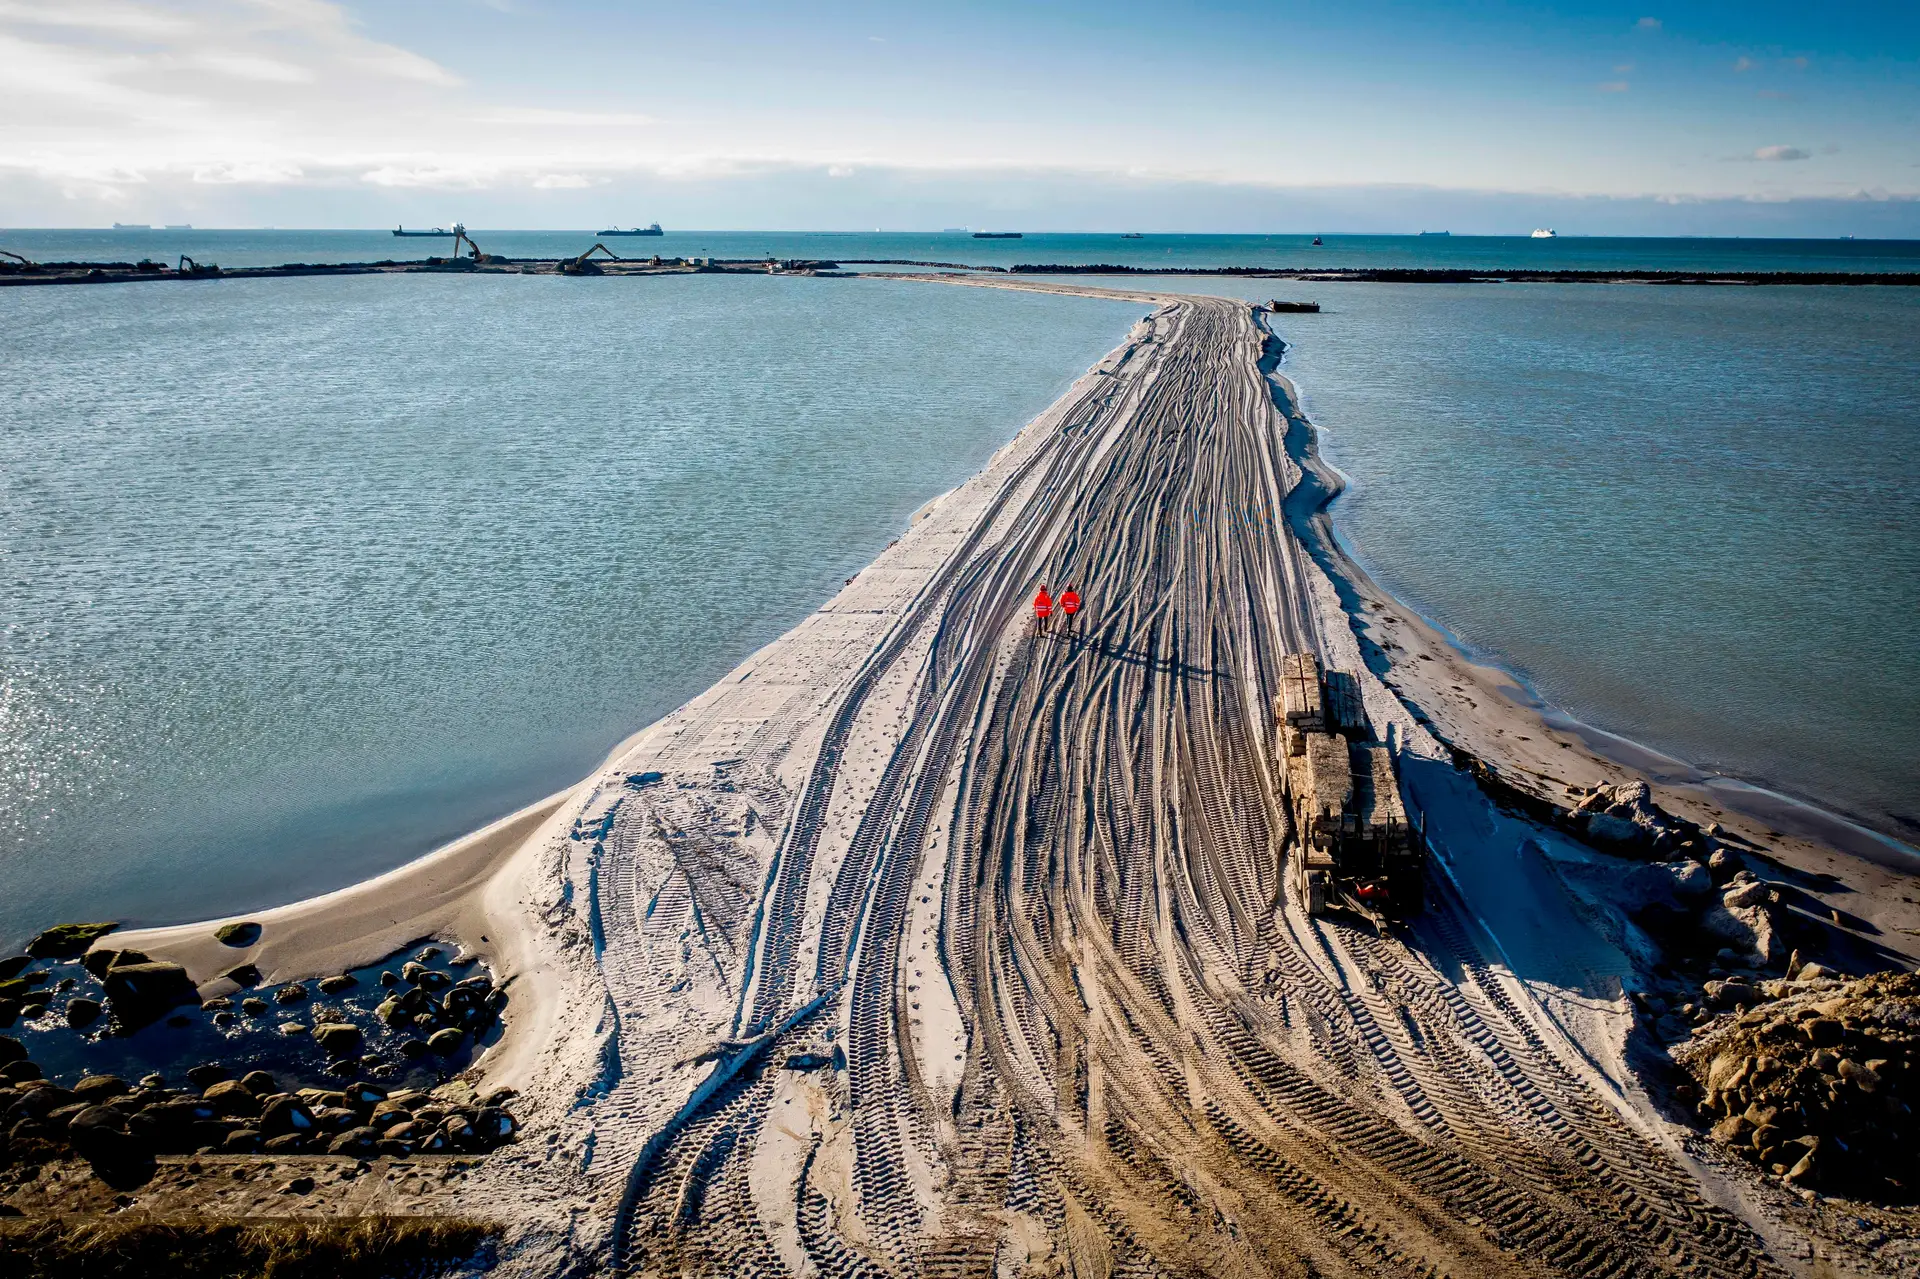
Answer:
[393,225,455,237]
[599,223,663,236]
[1531,228,1557,238]
[972,231,1022,239]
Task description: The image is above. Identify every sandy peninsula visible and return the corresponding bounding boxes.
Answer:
[10,277,1915,1279]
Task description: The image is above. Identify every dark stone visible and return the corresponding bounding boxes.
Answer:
[223,964,263,988]
[324,1058,360,1079]
[379,970,400,987]
[397,1038,429,1059]
[313,1022,362,1055]
[222,1128,261,1153]
[185,1063,229,1090]
[202,1080,259,1117]
[239,1070,278,1096]
[101,962,198,1029]
[0,957,30,980]
[2,1061,43,1083]
[25,923,118,959]
[1805,1019,1845,1048]
[414,947,443,964]
[427,1027,465,1055]
[474,1107,516,1143]
[317,975,357,994]
[258,1095,316,1136]
[376,1138,413,1157]
[417,970,451,991]
[313,1105,360,1132]
[72,1075,129,1104]
[240,999,268,1017]
[273,983,307,1005]
[215,921,261,947]
[343,1082,386,1109]
[0,1035,24,1065]
[263,1133,309,1154]
[328,1126,380,1155]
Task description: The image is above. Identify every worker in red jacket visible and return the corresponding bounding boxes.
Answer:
[1033,587,1053,632]
[1059,586,1081,629]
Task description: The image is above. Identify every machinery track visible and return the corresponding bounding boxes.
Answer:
[605,296,1780,1278]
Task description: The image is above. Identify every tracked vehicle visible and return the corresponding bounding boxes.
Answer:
[1277,653,1424,918]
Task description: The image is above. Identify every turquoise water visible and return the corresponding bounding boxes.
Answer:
[0,273,1144,949]
[1249,283,1919,843]
[4,228,1918,274]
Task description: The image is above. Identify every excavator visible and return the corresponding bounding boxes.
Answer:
[558,243,620,275]
[177,255,221,277]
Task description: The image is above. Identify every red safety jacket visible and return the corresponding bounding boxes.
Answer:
[1033,589,1053,619]
[1060,589,1081,616]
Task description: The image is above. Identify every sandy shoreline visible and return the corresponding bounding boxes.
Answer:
[22,275,1913,1275]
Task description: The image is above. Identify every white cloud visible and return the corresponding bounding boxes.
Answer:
[827,164,855,178]
[1733,56,1754,73]
[193,160,305,183]
[1635,16,1661,31]
[478,109,656,127]
[1598,81,1630,93]
[0,1,189,36]
[1751,145,1810,162]
[189,52,316,83]
[531,172,594,189]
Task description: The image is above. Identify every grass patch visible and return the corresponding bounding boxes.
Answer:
[0,1215,496,1278]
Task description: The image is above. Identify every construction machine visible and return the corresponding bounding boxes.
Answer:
[1278,653,1424,919]
[558,243,620,275]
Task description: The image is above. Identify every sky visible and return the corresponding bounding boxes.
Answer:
[3,0,1918,234]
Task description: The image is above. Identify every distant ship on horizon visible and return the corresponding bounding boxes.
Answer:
[393,224,455,237]
[599,223,663,236]
[1419,230,1450,237]
[973,231,1022,239]
[1531,228,1557,238]
[110,223,150,230]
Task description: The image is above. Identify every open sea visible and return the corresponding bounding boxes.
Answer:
[3,233,1916,947]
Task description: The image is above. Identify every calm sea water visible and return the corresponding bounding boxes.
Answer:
[3,228,1917,274]
[5,245,1917,951]
[1244,283,1918,843]
[0,273,1145,949]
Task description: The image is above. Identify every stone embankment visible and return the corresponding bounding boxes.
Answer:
[1676,969,1915,1200]
[2,924,523,1195]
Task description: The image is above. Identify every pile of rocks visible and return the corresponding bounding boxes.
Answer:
[1564,781,1795,974]
[2,1035,519,1179]
[372,953,507,1061]
[1676,970,1916,1199]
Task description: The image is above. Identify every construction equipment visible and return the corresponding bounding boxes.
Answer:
[450,223,493,265]
[558,243,620,275]
[1277,653,1423,919]
[0,250,30,266]
[177,255,220,277]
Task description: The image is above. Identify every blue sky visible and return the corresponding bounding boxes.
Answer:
[3,0,1916,232]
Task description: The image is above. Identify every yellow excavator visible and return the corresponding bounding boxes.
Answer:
[558,243,620,275]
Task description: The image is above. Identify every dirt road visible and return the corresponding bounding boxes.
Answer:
[596,292,1775,1278]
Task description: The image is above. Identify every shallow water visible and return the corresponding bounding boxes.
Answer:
[0,273,1144,949]
[1256,283,1920,842]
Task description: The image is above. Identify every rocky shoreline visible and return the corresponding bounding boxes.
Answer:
[2,924,524,1197]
